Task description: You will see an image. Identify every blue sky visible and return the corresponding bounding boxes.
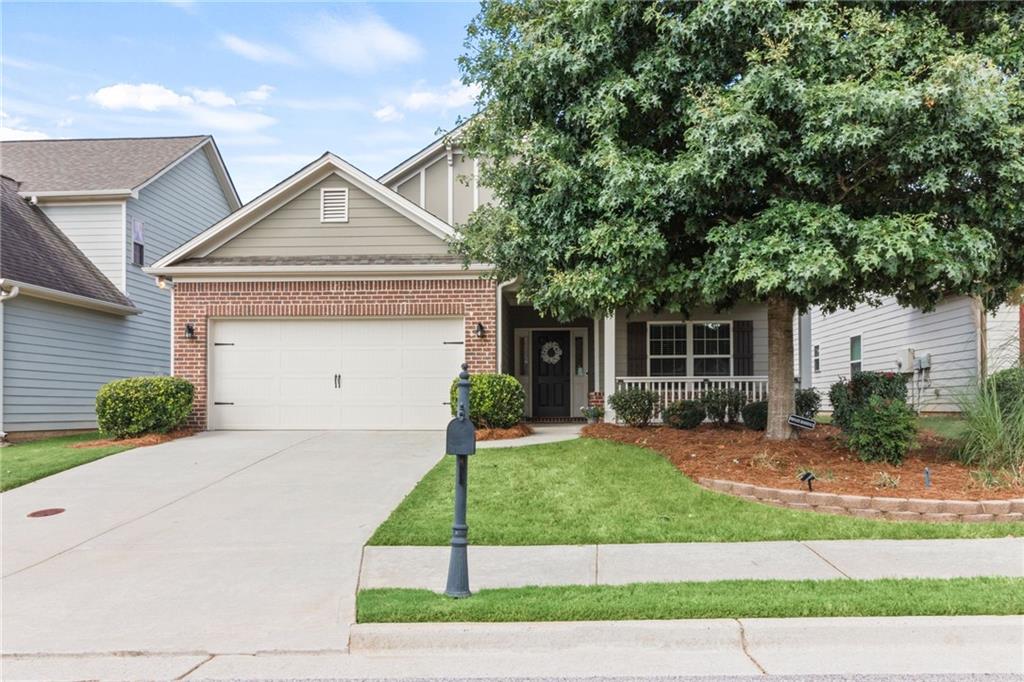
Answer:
[2,1,481,200]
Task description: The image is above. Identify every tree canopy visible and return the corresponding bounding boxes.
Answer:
[455,0,1024,320]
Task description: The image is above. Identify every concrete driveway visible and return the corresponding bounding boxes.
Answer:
[1,430,443,656]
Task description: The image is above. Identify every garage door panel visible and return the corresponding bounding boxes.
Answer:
[209,317,464,430]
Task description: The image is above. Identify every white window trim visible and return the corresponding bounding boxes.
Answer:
[647,321,688,377]
[850,334,863,375]
[320,187,349,223]
[691,320,734,377]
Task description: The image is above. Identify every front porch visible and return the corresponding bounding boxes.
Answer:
[497,293,771,422]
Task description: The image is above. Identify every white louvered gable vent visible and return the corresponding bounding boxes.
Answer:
[320,187,349,223]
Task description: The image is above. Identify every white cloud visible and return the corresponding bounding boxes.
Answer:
[187,107,275,133]
[0,125,49,141]
[281,96,361,112]
[373,105,404,123]
[242,84,275,103]
[402,79,480,111]
[295,13,422,73]
[86,82,276,134]
[219,34,297,65]
[190,88,236,108]
[88,83,193,111]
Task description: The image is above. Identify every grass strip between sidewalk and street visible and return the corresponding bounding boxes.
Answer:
[0,432,134,492]
[357,576,1024,623]
[368,439,1022,546]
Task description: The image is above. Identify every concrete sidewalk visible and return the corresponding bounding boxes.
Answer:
[360,537,1024,590]
[3,615,1020,679]
[476,422,582,449]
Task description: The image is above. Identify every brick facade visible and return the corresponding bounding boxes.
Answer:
[173,278,498,429]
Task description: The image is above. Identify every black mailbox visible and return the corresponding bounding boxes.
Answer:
[446,417,476,456]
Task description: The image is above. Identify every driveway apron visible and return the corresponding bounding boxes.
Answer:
[1,430,442,655]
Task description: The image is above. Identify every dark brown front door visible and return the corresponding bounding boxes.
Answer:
[532,330,571,417]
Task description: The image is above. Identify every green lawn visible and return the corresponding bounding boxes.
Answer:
[358,577,1024,623]
[1,432,134,492]
[368,439,1022,545]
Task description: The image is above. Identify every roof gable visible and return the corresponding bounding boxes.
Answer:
[0,136,240,209]
[0,177,135,313]
[153,153,457,270]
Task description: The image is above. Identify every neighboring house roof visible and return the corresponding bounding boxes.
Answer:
[0,176,137,315]
[378,119,469,186]
[0,135,240,208]
[148,152,488,278]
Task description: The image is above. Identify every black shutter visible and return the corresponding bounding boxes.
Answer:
[733,320,754,376]
[627,321,647,376]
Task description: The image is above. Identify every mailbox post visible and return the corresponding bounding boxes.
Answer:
[445,363,475,598]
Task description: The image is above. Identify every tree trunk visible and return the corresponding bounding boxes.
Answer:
[766,296,796,440]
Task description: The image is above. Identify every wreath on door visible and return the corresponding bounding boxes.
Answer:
[540,340,563,365]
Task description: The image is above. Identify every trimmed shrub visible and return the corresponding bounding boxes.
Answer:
[741,401,768,431]
[846,395,917,465]
[794,388,821,419]
[701,388,747,425]
[609,388,659,428]
[449,373,525,429]
[96,376,194,439]
[829,371,909,432]
[662,400,705,430]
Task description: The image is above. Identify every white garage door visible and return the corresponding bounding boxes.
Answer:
[209,318,464,430]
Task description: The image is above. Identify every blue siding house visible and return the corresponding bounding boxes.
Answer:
[0,136,239,438]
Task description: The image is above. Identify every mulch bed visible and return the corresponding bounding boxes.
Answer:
[72,430,195,449]
[583,422,1023,501]
[476,423,534,441]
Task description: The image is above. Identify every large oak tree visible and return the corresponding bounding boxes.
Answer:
[454,1,1024,438]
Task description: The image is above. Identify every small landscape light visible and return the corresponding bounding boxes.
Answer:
[799,470,816,492]
[184,322,196,340]
[924,467,931,488]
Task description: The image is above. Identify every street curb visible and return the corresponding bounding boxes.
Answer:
[350,615,1024,659]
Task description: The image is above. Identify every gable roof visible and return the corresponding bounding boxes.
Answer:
[0,135,240,208]
[0,176,137,315]
[378,119,469,187]
[149,152,477,276]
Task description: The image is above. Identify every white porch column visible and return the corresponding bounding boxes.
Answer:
[603,313,617,421]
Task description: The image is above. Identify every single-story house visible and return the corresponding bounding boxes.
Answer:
[0,136,239,438]
[147,134,772,431]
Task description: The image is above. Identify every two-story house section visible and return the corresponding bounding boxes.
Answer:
[0,136,239,438]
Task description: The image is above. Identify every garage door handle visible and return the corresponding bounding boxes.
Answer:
[334,373,339,388]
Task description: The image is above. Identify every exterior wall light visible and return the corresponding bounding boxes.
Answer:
[475,322,486,338]
[184,323,196,340]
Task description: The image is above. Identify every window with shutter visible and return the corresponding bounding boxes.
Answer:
[320,187,349,223]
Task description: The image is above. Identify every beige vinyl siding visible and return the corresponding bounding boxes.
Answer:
[614,303,769,378]
[209,175,449,257]
[423,157,448,221]
[396,174,420,205]
[808,296,979,413]
[39,202,124,291]
[452,152,475,225]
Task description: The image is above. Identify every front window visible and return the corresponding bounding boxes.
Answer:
[813,344,821,373]
[692,322,732,376]
[850,335,862,374]
[649,323,687,377]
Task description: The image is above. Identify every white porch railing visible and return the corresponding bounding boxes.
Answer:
[615,376,769,420]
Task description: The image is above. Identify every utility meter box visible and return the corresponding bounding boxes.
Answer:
[913,353,932,371]
[897,348,916,373]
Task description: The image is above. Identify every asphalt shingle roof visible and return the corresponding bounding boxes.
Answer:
[0,135,208,193]
[0,176,135,309]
